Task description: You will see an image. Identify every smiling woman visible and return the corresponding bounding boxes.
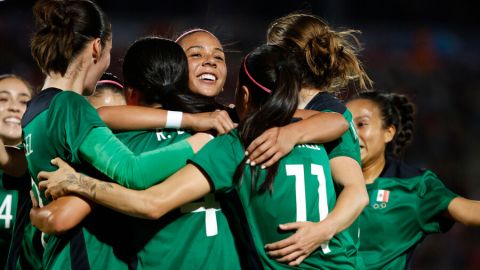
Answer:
[0,74,33,270]
[175,29,227,98]
[0,75,32,146]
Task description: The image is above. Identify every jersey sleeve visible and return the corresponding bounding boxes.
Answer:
[416,170,458,233]
[189,133,241,193]
[79,127,194,190]
[47,91,106,164]
[324,109,361,165]
[49,91,195,190]
[308,95,361,165]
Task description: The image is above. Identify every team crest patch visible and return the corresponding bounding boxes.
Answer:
[372,189,390,209]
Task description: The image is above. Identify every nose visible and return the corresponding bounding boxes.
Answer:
[202,55,217,67]
[8,100,21,113]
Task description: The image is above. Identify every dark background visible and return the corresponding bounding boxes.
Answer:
[1,1,479,268]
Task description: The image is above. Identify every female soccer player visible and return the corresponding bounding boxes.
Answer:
[17,0,212,269]
[96,28,236,132]
[0,74,38,269]
[87,73,126,108]
[346,91,480,269]
[175,28,227,98]
[247,13,371,267]
[100,27,348,145]
[39,44,368,269]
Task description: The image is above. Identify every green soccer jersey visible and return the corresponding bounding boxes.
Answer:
[21,89,126,270]
[304,92,363,268]
[358,157,458,270]
[115,129,241,270]
[22,88,198,269]
[190,130,354,270]
[304,92,361,165]
[0,170,19,269]
[2,170,43,270]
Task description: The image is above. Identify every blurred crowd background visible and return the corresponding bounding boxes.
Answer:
[1,0,479,269]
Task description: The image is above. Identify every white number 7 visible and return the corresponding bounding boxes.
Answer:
[286,164,331,253]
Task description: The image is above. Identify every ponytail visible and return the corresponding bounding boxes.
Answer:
[31,0,111,76]
[233,45,301,193]
[267,13,372,93]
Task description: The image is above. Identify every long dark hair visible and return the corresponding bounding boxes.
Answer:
[350,91,415,156]
[31,0,111,76]
[233,45,301,193]
[122,37,219,113]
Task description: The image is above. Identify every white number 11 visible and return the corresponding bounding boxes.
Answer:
[286,164,331,253]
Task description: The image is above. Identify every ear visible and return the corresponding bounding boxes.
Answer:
[383,125,396,144]
[91,38,102,64]
[126,88,141,105]
[241,85,250,108]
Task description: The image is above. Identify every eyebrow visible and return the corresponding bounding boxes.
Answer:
[185,45,224,53]
[0,90,31,98]
[354,115,370,120]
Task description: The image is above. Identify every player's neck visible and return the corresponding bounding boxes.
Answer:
[362,155,386,184]
[298,87,322,109]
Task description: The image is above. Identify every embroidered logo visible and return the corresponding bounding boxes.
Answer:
[372,189,390,209]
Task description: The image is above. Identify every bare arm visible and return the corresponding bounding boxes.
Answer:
[30,195,92,234]
[246,111,348,167]
[323,157,368,231]
[265,157,368,265]
[38,158,212,220]
[0,140,27,177]
[97,105,236,134]
[446,197,480,226]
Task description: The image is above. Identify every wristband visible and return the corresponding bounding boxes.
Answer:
[165,111,183,129]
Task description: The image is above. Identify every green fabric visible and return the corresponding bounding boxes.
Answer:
[191,130,354,269]
[0,170,19,269]
[115,130,241,270]
[359,170,457,270]
[312,99,362,269]
[324,109,361,165]
[23,91,128,270]
[79,127,193,189]
[14,223,43,270]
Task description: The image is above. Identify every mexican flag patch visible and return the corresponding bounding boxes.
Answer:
[376,189,390,203]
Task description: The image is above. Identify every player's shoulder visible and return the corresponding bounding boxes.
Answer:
[22,87,62,127]
[381,155,426,180]
[305,92,346,114]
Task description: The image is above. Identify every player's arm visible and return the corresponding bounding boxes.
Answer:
[446,197,480,226]
[97,105,235,134]
[265,156,368,266]
[246,110,348,167]
[78,127,211,189]
[38,158,211,219]
[30,195,93,234]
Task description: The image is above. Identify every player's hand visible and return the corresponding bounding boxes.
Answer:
[246,126,295,168]
[38,157,78,199]
[187,110,237,135]
[264,221,334,266]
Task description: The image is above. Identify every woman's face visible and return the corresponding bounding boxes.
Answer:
[84,39,112,95]
[347,98,392,168]
[0,77,31,145]
[178,32,227,97]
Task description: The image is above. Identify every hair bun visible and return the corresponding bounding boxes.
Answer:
[33,0,73,31]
